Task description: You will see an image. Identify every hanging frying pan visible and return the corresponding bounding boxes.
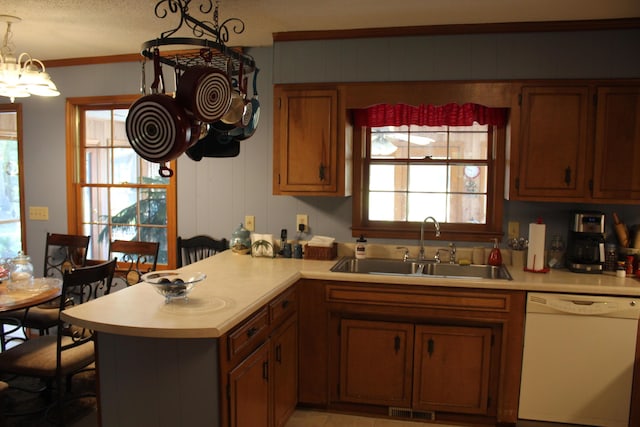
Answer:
[126,93,199,163]
[230,68,260,141]
[126,48,199,165]
[176,66,233,123]
[185,126,240,160]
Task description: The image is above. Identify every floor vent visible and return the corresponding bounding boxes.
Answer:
[388,407,412,418]
[388,407,435,421]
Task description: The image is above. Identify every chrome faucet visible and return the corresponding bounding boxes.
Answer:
[449,242,456,264]
[418,216,441,261]
[434,248,448,263]
[396,246,410,262]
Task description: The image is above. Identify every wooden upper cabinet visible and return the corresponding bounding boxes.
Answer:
[592,86,640,200]
[513,86,590,200]
[273,85,351,196]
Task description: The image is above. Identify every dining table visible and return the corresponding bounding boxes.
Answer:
[0,277,63,349]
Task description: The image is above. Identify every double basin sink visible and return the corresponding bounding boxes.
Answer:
[330,257,512,280]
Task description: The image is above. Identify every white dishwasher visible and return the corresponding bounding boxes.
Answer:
[519,292,640,427]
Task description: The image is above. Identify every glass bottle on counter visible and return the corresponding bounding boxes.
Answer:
[604,244,618,272]
[547,235,565,269]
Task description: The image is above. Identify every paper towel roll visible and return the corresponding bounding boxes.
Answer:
[527,222,546,271]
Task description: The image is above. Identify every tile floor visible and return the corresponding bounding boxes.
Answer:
[70,408,581,427]
[284,410,462,426]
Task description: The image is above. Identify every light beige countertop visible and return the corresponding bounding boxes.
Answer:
[61,250,640,339]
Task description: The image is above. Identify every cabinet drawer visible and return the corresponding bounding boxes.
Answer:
[227,307,269,360]
[270,286,297,326]
[326,284,511,313]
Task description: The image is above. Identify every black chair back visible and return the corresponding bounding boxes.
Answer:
[44,233,90,279]
[177,235,228,267]
[109,240,160,287]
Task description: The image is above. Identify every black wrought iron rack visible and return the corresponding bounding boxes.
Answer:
[140,0,257,78]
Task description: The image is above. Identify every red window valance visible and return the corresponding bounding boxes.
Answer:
[353,103,507,127]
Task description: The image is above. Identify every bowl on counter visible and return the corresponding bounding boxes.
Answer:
[141,270,206,303]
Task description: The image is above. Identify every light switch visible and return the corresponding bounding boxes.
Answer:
[245,215,255,232]
[29,206,49,221]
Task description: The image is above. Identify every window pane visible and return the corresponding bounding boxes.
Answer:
[369,191,407,221]
[453,165,487,194]
[369,164,407,192]
[113,147,140,184]
[408,165,447,192]
[139,188,167,226]
[85,148,112,184]
[85,110,112,148]
[407,193,447,222]
[371,131,407,159]
[110,188,137,224]
[141,226,168,264]
[113,109,129,147]
[449,126,488,160]
[82,187,109,224]
[448,193,487,223]
[141,159,166,183]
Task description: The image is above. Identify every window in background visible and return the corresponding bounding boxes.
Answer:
[0,105,25,258]
[67,96,176,266]
[352,103,506,242]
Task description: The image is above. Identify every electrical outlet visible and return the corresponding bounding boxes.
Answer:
[508,221,519,239]
[296,214,308,232]
[29,206,49,221]
[245,215,255,232]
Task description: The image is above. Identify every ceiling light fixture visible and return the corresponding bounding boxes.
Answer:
[0,15,60,102]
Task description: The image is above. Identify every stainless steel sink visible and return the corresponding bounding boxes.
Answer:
[422,262,512,280]
[330,257,512,280]
[330,258,424,275]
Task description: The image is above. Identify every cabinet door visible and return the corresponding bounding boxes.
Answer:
[592,86,640,200]
[515,86,590,199]
[339,319,413,406]
[272,315,298,427]
[413,325,492,414]
[273,87,339,194]
[229,342,270,427]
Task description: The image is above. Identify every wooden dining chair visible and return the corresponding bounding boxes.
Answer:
[20,233,91,336]
[108,240,160,287]
[177,235,228,267]
[0,259,116,424]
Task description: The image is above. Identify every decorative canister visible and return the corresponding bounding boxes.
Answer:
[230,223,251,255]
[9,251,34,283]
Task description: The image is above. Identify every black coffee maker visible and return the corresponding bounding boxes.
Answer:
[567,210,605,273]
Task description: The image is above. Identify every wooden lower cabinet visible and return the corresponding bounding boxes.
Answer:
[322,281,525,425]
[222,286,298,427]
[340,319,414,406]
[272,315,298,427]
[229,342,271,427]
[413,324,492,414]
[338,319,493,416]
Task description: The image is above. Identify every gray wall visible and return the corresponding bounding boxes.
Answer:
[4,28,640,272]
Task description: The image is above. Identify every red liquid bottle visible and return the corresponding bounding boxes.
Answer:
[488,238,502,266]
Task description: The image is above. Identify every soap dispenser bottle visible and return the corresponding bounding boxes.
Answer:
[488,238,502,266]
[355,235,367,259]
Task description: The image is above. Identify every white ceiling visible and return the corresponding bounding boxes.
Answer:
[1,0,639,61]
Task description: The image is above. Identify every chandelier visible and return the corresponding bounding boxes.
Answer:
[0,15,60,102]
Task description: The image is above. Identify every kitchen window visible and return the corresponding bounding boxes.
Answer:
[352,103,506,242]
[66,95,176,266]
[0,104,25,258]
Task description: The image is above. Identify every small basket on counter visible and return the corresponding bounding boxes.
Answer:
[303,243,338,260]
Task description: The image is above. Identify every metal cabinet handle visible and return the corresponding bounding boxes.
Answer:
[564,166,572,186]
[246,327,258,338]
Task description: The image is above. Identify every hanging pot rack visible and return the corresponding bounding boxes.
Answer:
[140,0,257,78]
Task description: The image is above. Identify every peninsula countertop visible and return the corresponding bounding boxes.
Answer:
[61,250,640,339]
